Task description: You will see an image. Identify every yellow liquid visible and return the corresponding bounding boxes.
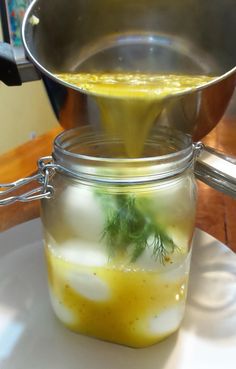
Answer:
[46,244,190,347]
[56,72,214,157]
[55,73,214,98]
[47,71,201,346]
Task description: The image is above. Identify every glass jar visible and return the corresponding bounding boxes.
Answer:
[40,126,197,348]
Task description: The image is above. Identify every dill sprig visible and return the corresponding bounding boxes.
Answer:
[99,193,176,263]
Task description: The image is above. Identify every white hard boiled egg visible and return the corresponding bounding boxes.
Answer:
[49,289,76,326]
[65,270,110,302]
[148,305,185,336]
[60,185,104,241]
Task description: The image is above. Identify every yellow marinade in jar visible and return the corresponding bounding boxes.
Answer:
[42,69,199,347]
[42,162,196,347]
[46,246,190,348]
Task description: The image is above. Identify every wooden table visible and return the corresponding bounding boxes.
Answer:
[196,117,236,252]
[0,120,236,253]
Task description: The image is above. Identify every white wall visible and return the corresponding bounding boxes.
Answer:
[0,80,58,154]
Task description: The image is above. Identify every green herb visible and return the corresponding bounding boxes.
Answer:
[98,193,177,264]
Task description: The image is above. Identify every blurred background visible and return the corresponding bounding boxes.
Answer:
[0,0,57,155]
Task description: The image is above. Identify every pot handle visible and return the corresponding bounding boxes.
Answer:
[195,144,236,198]
[0,0,39,85]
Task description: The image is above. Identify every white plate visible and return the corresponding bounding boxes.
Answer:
[0,220,236,369]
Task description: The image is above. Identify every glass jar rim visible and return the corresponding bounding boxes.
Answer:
[53,125,194,183]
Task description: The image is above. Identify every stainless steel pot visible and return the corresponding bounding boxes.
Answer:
[0,0,236,198]
[21,0,236,139]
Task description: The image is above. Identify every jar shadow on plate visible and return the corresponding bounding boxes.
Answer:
[182,230,236,339]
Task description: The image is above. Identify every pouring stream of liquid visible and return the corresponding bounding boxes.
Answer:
[55,72,215,157]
